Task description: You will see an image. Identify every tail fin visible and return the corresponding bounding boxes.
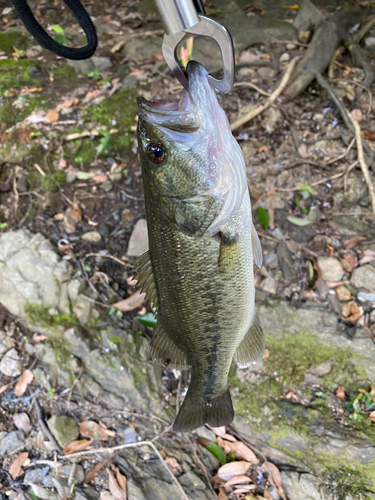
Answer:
[173,386,234,432]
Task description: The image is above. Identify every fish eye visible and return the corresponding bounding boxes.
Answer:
[147,142,165,164]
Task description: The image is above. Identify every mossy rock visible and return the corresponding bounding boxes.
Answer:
[0,31,29,54]
[0,93,47,129]
[0,59,44,95]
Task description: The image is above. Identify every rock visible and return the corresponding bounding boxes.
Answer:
[257,66,277,80]
[279,52,290,62]
[329,215,375,237]
[358,291,375,302]
[81,231,102,243]
[0,331,13,356]
[281,472,329,500]
[24,468,45,485]
[74,486,100,500]
[0,430,25,456]
[79,374,125,410]
[47,416,79,448]
[261,276,277,294]
[336,285,351,301]
[127,219,149,257]
[365,37,375,47]
[91,56,112,71]
[271,228,284,241]
[277,241,296,280]
[0,348,22,376]
[317,257,344,282]
[351,265,375,293]
[67,58,95,75]
[264,253,278,269]
[44,464,85,487]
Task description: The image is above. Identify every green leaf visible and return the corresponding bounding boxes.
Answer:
[307,261,314,284]
[257,206,269,230]
[287,216,312,226]
[51,24,65,34]
[30,490,38,500]
[300,184,315,196]
[199,441,227,464]
[301,206,309,214]
[136,312,157,328]
[0,222,7,230]
[315,391,329,399]
[53,34,65,44]
[344,283,357,299]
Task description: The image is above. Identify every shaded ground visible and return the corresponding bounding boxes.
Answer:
[0,0,375,499]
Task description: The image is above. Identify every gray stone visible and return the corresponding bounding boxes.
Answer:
[47,416,79,448]
[271,228,285,241]
[43,464,85,487]
[351,265,375,293]
[261,276,277,294]
[0,431,25,456]
[24,468,45,486]
[264,253,278,269]
[317,257,344,282]
[82,231,102,243]
[358,291,375,302]
[277,241,296,280]
[67,58,95,75]
[91,56,112,71]
[79,374,125,409]
[74,486,100,500]
[281,472,329,500]
[0,348,22,376]
[72,294,92,324]
[63,327,91,358]
[329,215,375,237]
[179,471,212,499]
[0,331,13,356]
[127,219,148,257]
[279,52,291,62]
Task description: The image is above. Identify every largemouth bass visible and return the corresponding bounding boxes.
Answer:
[135,61,264,432]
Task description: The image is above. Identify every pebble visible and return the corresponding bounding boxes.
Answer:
[271,228,284,241]
[0,331,13,356]
[336,285,351,301]
[0,348,22,376]
[47,415,79,448]
[358,291,375,302]
[24,468,45,486]
[279,52,291,62]
[351,265,375,293]
[286,43,297,50]
[81,231,102,243]
[317,257,344,282]
[262,276,277,294]
[127,219,148,257]
[0,430,25,456]
[264,253,279,269]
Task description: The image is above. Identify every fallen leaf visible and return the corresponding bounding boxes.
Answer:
[9,452,28,479]
[258,145,268,154]
[91,173,108,183]
[263,348,270,359]
[363,129,375,141]
[217,461,251,481]
[13,412,32,435]
[56,98,79,111]
[0,348,22,376]
[62,438,93,455]
[112,291,145,312]
[85,458,112,484]
[287,216,312,226]
[165,457,182,474]
[359,250,375,266]
[343,236,366,249]
[84,89,102,102]
[224,475,252,487]
[369,411,375,422]
[33,333,47,342]
[264,462,286,500]
[298,143,309,158]
[342,301,361,323]
[0,384,11,395]
[340,253,357,273]
[336,386,346,399]
[209,426,236,441]
[79,420,116,441]
[351,108,362,122]
[107,467,127,500]
[285,391,298,401]
[111,465,126,492]
[14,369,33,396]
[69,202,82,222]
[218,489,228,500]
[227,442,259,463]
[46,109,59,123]
[233,485,257,493]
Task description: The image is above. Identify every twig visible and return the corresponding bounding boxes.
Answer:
[60,441,189,500]
[354,15,375,44]
[233,82,270,96]
[18,191,46,201]
[64,129,118,142]
[349,114,375,214]
[230,56,300,131]
[33,397,62,453]
[33,163,46,177]
[85,253,128,265]
[325,136,356,165]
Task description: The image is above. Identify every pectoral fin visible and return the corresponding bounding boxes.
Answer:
[133,251,158,310]
[251,224,263,269]
[218,232,239,277]
[235,311,265,368]
[151,322,190,370]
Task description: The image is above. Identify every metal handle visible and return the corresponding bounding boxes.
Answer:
[155,0,199,35]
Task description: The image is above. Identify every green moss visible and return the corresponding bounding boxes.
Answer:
[24,303,78,329]
[53,64,79,83]
[0,94,47,129]
[0,31,28,54]
[46,336,71,365]
[0,59,43,94]
[28,171,66,192]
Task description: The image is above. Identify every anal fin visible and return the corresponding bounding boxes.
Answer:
[151,322,190,371]
[133,250,158,310]
[251,224,263,269]
[235,311,265,368]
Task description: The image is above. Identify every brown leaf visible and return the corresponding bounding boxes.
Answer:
[264,462,286,500]
[209,426,236,441]
[258,145,268,154]
[56,98,79,111]
[79,421,116,441]
[369,411,375,422]
[13,412,31,435]
[9,452,28,479]
[0,384,11,395]
[112,291,145,312]
[84,89,102,102]
[62,439,93,455]
[165,457,183,474]
[217,461,251,481]
[342,301,361,323]
[263,348,270,359]
[69,202,82,222]
[298,143,309,158]
[343,236,366,249]
[91,173,108,183]
[226,442,259,463]
[84,458,112,484]
[224,475,252,487]
[340,253,357,273]
[14,369,33,397]
[363,129,375,141]
[218,489,228,500]
[33,333,47,342]
[107,468,127,500]
[46,109,59,123]
[111,465,127,491]
[336,386,346,399]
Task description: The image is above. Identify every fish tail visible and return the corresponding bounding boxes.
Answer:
[173,386,234,432]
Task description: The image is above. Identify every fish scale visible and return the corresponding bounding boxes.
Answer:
[135,61,265,432]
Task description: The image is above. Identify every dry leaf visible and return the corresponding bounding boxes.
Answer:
[13,412,31,435]
[298,143,309,158]
[62,438,93,455]
[0,384,11,395]
[218,461,251,481]
[46,109,59,123]
[84,458,112,484]
[226,442,259,463]
[335,285,351,301]
[79,421,116,441]
[84,89,102,102]
[363,129,375,141]
[107,467,127,500]
[218,489,228,500]
[92,173,108,183]
[342,301,361,323]
[341,253,357,273]
[112,291,145,312]
[336,386,346,399]
[343,236,366,249]
[285,391,298,401]
[258,145,268,154]
[165,457,183,474]
[15,369,33,396]
[369,411,375,422]
[351,108,362,122]
[224,475,252,487]
[263,348,270,359]
[69,202,82,222]
[111,465,127,491]
[232,485,256,493]
[9,452,28,479]
[264,462,286,500]
[209,426,236,441]
[33,333,47,342]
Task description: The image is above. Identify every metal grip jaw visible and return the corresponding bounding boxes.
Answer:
[156,0,235,94]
